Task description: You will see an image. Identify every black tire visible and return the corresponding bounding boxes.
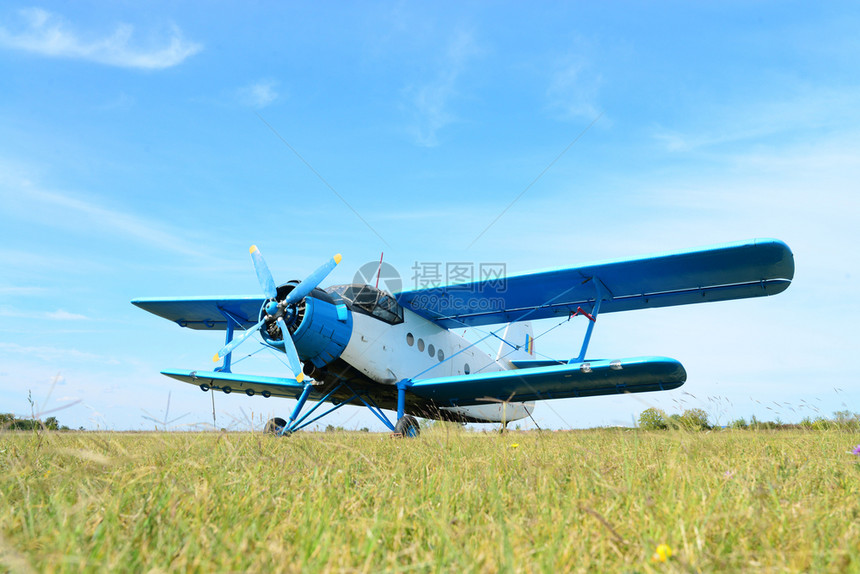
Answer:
[394,415,420,437]
[264,417,287,435]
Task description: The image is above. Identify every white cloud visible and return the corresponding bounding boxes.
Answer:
[0,7,202,69]
[652,86,860,153]
[238,79,280,108]
[0,306,89,322]
[0,172,205,257]
[403,30,482,147]
[45,310,90,321]
[546,51,601,121]
[0,342,116,364]
[0,285,47,295]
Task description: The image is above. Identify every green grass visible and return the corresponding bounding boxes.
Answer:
[2,427,860,572]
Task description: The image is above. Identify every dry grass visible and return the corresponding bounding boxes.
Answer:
[2,426,859,572]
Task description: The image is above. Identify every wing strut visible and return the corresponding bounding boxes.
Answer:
[570,278,609,363]
[214,307,242,373]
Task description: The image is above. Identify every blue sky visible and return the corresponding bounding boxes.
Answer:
[1,2,858,431]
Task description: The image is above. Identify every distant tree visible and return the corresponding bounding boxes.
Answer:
[10,419,37,431]
[749,415,776,430]
[832,410,860,429]
[0,413,65,431]
[730,417,748,430]
[638,408,668,430]
[680,408,710,430]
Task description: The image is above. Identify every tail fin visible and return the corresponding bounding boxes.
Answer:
[496,322,535,364]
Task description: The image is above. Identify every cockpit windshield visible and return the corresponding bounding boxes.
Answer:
[327,284,404,325]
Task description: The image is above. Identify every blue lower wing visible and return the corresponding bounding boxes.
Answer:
[407,357,686,406]
[162,369,306,398]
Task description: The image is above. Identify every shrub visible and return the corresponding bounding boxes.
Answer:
[638,408,668,430]
[680,408,711,430]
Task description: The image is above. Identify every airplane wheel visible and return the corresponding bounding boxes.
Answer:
[264,417,287,435]
[394,415,420,438]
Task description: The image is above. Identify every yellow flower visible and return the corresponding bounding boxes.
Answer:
[509,443,520,448]
[651,544,673,563]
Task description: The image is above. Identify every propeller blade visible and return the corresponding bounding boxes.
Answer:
[250,245,277,300]
[213,318,266,362]
[284,254,342,305]
[276,317,305,383]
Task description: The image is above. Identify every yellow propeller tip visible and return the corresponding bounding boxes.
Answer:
[249,245,258,254]
[333,253,342,264]
[212,353,220,363]
[296,373,305,383]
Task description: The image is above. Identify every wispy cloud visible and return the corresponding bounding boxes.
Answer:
[0,285,47,296]
[652,86,860,153]
[0,342,117,364]
[403,30,482,147]
[546,53,601,121]
[238,79,280,108]
[45,310,90,321]
[0,7,202,69]
[0,307,90,321]
[0,172,205,257]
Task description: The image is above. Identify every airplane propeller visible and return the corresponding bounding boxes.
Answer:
[213,245,342,383]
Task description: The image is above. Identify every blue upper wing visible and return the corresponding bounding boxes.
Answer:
[132,296,264,330]
[395,239,794,328]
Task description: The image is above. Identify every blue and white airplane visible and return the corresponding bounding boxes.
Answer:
[132,239,794,436]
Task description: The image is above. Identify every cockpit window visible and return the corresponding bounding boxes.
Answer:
[327,284,404,325]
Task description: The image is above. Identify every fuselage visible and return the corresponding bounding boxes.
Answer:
[275,283,534,423]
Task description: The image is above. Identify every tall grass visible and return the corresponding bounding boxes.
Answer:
[2,427,859,572]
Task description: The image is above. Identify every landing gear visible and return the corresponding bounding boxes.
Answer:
[394,415,420,437]
[264,417,287,434]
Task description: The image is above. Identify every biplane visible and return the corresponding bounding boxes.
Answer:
[132,239,794,436]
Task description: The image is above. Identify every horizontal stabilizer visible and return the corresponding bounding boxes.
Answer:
[408,356,686,406]
[162,369,306,399]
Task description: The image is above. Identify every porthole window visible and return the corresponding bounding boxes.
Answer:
[406,333,414,346]
[464,363,470,375]
[428,344,435,357]
[437,349,445,362]
[417,338,425,352]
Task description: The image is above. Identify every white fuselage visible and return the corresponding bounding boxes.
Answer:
[339,307,534,422]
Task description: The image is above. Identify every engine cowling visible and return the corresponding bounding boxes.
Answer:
[260,286,353,369]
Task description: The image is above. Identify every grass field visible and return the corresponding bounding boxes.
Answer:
[2,427,860,572]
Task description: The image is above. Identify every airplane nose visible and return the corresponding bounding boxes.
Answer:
[262,292,353,370]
